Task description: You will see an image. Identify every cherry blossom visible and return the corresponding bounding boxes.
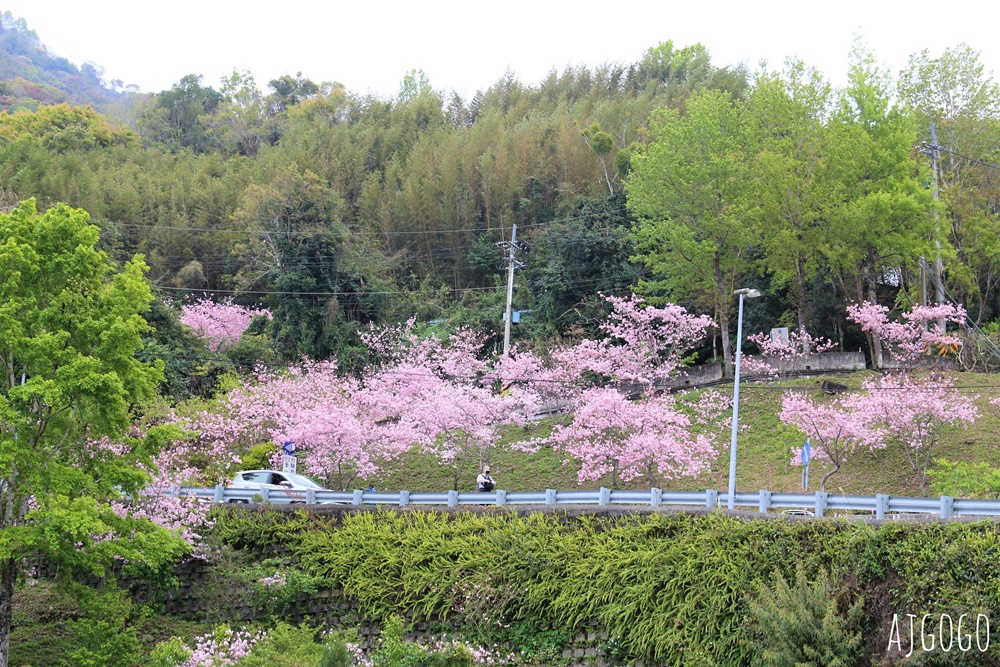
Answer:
[179,298,272,352]
[552,293,715,389]
[779,390,879,492]
[862,373,978,494]
[546,387,717,487]
[846,301,966,364]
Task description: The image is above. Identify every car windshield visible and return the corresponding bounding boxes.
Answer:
[285,473,325,489]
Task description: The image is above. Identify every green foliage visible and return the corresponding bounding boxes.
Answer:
[318,639,353,667]
[64,586,145,667]
[149,637,191,667]
[929,459,1000,498]
[372,616,430,667]
[210,506,315,551]
[223,332,276,374]
[244,561,332,616]
[239,623,327,667]
[525,192,638,336]
[282,509,1000,666]
[748,564,863,667]
[240,442,280,472]
[371,615,474,667]
[0,198,190,653]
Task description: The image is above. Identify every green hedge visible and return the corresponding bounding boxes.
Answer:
[210,508,1000,665]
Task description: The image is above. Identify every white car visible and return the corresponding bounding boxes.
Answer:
[227,470,329,503]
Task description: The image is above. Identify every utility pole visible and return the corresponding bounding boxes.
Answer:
[497,224,525,357]
[930,122,946,330]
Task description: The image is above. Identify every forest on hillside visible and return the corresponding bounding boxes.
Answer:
[0,11,998,386]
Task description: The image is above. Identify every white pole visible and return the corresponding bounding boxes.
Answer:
[727,292,745,510]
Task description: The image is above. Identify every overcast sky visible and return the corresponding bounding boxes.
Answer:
[8,1,999,98]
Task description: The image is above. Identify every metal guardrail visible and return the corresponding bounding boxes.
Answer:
[158,486,1000,520]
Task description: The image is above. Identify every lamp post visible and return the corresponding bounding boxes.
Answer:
[728,288,761,510]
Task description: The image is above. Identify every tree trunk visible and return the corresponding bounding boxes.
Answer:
[0,557,16,667]
[867,276,885,369]
[717,260,733,378]
[795,264,808,345]
[819,462,840,494]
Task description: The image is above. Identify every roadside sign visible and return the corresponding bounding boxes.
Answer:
[282,441,296,455]
[801,439,811,491]
[282,454,297,474]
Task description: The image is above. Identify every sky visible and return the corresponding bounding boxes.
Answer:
[7,0,999,98]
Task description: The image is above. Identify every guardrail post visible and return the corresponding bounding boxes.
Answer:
[651,488,662,508]
[353,489,364,506]
[306,488,315,504]
[940,496,954,519]
[759,489,771,514]
[260,487,270,503]
[599,487,611,506]
[399,490,410,507]
[706,489,718,509]
[496,490,507,506]
[815,491,828,518]
[875,494,888,520]
[214,485,224,503]
[545,489,557,505]
[447,490,458,508]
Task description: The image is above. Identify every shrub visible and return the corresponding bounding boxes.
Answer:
[748,564,863,667]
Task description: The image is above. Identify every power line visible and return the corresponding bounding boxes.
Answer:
[154,285,506,297]
[918,142,1000,173]
[105,209,620,237]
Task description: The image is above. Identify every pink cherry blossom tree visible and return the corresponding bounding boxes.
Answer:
[544,387,718,487]
[779,390,880,493]
[179,298,273,352]
[534,295,723,487]
[551,293,715,391]
[862,373,978,494]
[168,359,418,491]
[846,302,966,365]
[84,434,215,548]
[361,325,540,489]
[747,328,837,360]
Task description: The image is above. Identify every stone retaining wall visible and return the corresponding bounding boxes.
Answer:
[127,549,615,667]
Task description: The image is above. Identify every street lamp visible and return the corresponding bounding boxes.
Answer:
[728,287,761,510]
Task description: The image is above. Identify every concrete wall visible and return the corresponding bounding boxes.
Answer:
[657,362,724,389]
[761,351,867,374]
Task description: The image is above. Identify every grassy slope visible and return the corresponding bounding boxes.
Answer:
[378,370,1000,497]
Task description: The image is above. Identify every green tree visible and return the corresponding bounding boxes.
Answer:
[628,88,757,375]
[899,44,1000,322]
[581,122,616,194]
[268,72,319,112]
[748,62,838,335]
[153,74,224,153]
[216,69,268,157]
[825,44,937,365]
[0,200,188,667]
[526,192,639,335]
